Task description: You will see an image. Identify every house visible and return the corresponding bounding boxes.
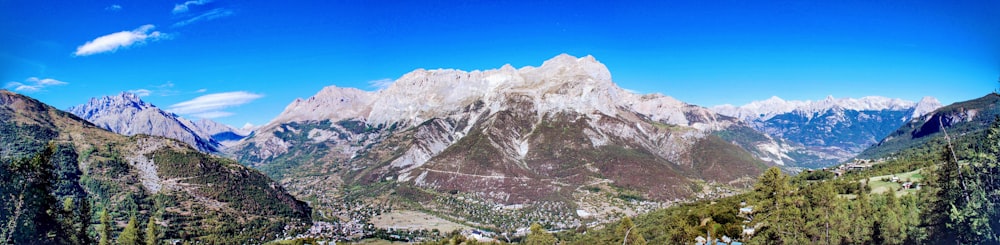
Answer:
[696,236,707,245]
[742,226,756,237]
[902,182,913,189]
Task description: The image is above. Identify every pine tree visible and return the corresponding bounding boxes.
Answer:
[615,216,646,245]
[118,215,140,245]
[921,144,973,243]
[804,181,841,244]
[1,144,70,244]
[99,210,111,245]
[76,199,92,245]
[524,223,557,245]
[751,167,803,244]
[145,217,158,245]
[876,192,905,244]
[850,184,873,244]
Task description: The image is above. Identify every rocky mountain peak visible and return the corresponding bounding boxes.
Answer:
[68,92,222,152]
[270,86,374,124]
[912,96,943,118]
[361,54,622,125]
[69,92,153,119]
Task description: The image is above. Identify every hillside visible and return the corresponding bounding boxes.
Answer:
[858,93,1000,160]
[0,90,310,244]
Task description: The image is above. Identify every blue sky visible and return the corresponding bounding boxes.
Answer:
[2,1,998,127]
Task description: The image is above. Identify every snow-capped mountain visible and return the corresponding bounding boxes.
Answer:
[711,95,943,168]
[712,95,931,122]
[232,54,768,230]
[67,92,247,152]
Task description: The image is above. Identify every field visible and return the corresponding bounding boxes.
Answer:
[866,169,924,196]
[369,210,471,233]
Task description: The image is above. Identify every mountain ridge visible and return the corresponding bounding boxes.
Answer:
[230,54,768,232]
[67,92,249,152]
[712,95,941,122]
[710,94,943,168]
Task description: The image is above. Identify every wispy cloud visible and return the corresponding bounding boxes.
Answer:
[368,78,395,90]
[128,81,179,97]
[74,24,166,56]
[172,0,211,14]
[5,77,67,93]
[191,111,233,119]
[195,88,207,93]
[166,91,263,119]
[173,8,234,27]
[128,89,152,97]
[106,4,122,12]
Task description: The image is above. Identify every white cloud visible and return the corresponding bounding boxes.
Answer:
[128,89,152,97]
[74,25,165,56]
[195,88,207,93]
[106,4,122,11]
[172,0,211,14]
[5,77,67,93]
[173,8,234,27]
[191,111,233,119]
[368,78,395,90]
[166,91,263,118]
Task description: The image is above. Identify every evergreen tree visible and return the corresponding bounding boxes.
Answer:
[921,145,964,243]
[750,167,806,244]
[99,210,112,245]
[804,181,842,244]
[0,144,71,244]
[875,192,905,244]
[145,217,158,245]
[118,215,140,245]
[524,223,557,245]
[849,184,873,244]
[614,216,646,245]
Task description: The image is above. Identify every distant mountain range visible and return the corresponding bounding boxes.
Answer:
[712,95,942,168]
[66,92,250,152]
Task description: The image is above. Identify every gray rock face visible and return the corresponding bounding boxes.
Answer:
[233,54,767,210]
[68,92,227,152]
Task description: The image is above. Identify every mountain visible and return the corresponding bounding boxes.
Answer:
[67,92,248,152]
[712,95,942,168]
[858,93,1000,159]
[232,54,767,232]
[185,118,252,147]
[0,90,310,244]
